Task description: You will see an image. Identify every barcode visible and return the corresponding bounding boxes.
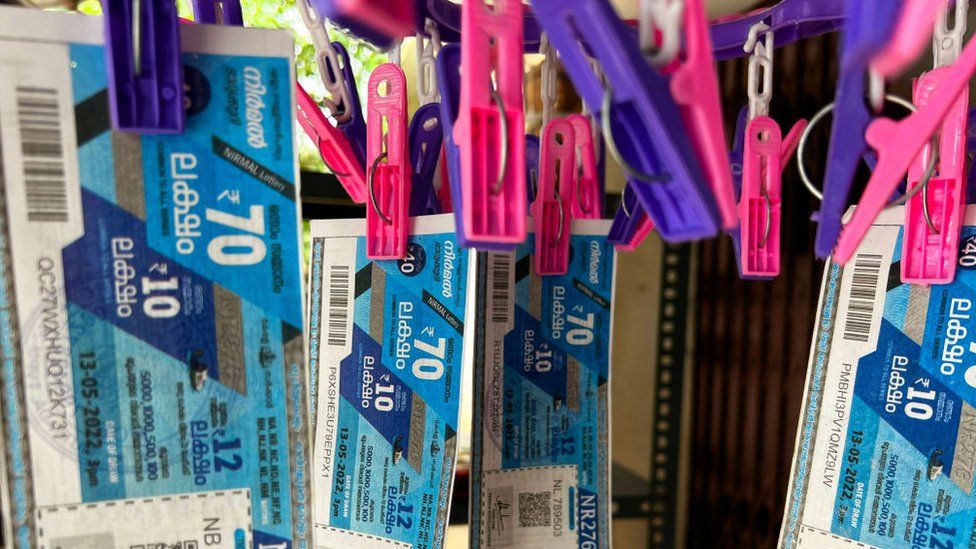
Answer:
[16,86,68,222]
[327,264,350,346]
[842,253,883,343]
[489,253,512,324]
[517,491,551,528]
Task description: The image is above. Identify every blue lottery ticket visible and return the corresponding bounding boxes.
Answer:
[0,9,310,548]
[307,215,473,549]
[470,220,616,549]
[781,206,976,548]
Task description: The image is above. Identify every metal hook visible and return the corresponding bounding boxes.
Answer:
[601,87,669,184]
[552,193,565,246]
[490,83,509,195]
[132,0,142,76]
[297,106,352,177]
[369,151,392,224]
[621,183,634,218]
[759,183,772,248]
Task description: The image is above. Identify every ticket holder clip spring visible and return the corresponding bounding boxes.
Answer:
[436,44,512,250]
[313,0,416,46]
[812,0,903,258]
[533,119,577,275]
[834,35,976,264]
[296,83,368,203]
[666,0,738,229]
[192,0,242,25]
[457,0,527,246]
[566,115,602,219]
[408,103,445,216]
[104,0,184,133]
[900,13,970,284]
[366,64,410,259]
[533,0,719,242]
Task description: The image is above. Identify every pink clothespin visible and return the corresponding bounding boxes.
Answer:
[567,115,602,220]
[737,117,806,278]
[834,34,976,265]
[667,0,738,229]
[533,119,576,275]
[456,0,527,246]
[901,10,970,284]
[365,64,410,259]
[616,215,655,252]
[870,0,949,78]
[296,83,367,203]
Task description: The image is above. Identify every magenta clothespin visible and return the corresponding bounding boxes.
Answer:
[567,115,602,219]
[736,117,806,278]
[533,119,577,275]
[295,83,368,203]
[366,64,410,259]
[835,35,976,265]
[870,0,949,78]
[668,0,738,230]
[456,0,527,246]
[901,69,970,284]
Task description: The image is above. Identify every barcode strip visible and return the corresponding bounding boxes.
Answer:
[842,253,883,343]
[17,86,68,223]
[327,264,350,346]
[490,253,512,324]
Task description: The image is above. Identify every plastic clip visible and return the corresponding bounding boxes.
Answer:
[408,103,444,216]
[533,119,576,275]
[365,64,410,259]
[609,184,654,251]
[567,115,602,219]
[104,0,184,133]
[457,0,527,246]
[296,83,367,203]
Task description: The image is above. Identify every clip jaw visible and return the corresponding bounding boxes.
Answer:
[901,67,970,285]
[533,119,576,275]
[366,64,410,259]
[457,0,527,246]
[566,115,602,219]
[295,84,368,203]
[104,0,184,133]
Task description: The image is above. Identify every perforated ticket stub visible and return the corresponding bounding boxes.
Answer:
[471,220,616,549]
[307,215,474,549]
[781,206,976,548]
[0,8,310,548]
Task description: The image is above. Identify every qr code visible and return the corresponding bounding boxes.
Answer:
[517,491,551,528]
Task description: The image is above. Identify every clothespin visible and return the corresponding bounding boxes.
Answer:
[608,184,655,251]
[566,115,602,219]
[332,41,368,170]
[365,64,409,259]
[870,0,950,79]
[533,0,719,242]
[296,83,368,203]
[311,0,416,45]
[533,119,577,275]
[426,0,542,51]
[709,0,845,61]
[456,0,527,247]
[103,0,183,133]
[408,103,444,216]
[901,1,969,285]
[812,0,904,258]
[192,0,242,25]
[730,23,807,279]
[834,34,976,265]
[664,0,738,229]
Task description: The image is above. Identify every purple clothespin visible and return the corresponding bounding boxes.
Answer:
[332,42,368,171]
[608,183,654,250]
[436,43,512,250]
[408,103,444,216]
[104,0,184,133]
[710,0,846,61]
[525,134,540,204]
[813,0,903,258]
[728,105,749,267]
[533,0,719,242]
[192,0,243,25]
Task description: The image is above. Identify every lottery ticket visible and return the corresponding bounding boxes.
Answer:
[0,8,310,547]
[470,220,616,549]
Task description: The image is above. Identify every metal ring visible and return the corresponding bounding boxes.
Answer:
[490,84,509,195]
[760,184,772,249]
[601,87,667,184]
[621,183,634,218]
[369,151,392,224]
[133,0,142,76]
[796,94,916,201]
[314,135,352,177]
[553,193,565,246]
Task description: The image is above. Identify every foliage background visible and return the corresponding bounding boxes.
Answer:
[76,0,388,172]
